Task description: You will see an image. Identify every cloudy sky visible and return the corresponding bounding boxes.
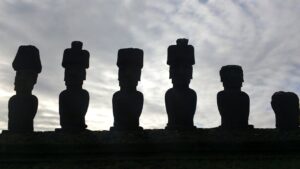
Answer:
[0,0,299,131]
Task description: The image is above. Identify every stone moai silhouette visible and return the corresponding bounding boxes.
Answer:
[8,45,42,132]
[165,39,197,130]
[111,48,144,131]
[217,65,253,129]
[271,91,300,130]
[58,41,90,132]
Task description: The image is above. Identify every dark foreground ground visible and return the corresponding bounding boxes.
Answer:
[1,129,300,169]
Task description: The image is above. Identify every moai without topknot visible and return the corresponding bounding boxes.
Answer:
[8,45,42,133]
[165,39,197,130]
[217,65,253,129]
[111,48,144,131]
[58,41,90,132]
[271,91,299,130]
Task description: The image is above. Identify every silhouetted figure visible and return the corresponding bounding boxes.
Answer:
[111,48,144,131]
[271,91,300,130]
[58,41,89,132]
[8,45,42,132]
[217,65,253,129]
[165,39,197,130]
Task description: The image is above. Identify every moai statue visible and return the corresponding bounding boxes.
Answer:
[111,48,144,131]
[8,45,42,133]
[217,65,253,129]
[58,41,90,132]
[165,39,197,130]
[271,91,300,130]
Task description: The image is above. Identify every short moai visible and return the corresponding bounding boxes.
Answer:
[58,41,90,132]
[271,91,300,130]
[217,65,253,129]
[111,48,144,131]
[8,45,42,133]
[165,39,197,130]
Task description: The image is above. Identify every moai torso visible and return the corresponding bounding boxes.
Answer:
[111,48,144,131]
[113,90,143,129]
[165,87,197,129]
[165,39,197,130]
[217,65,251,129]
[59,88,89,130]
[271,91,299,130]
[58,41,90,132]
[8,46,41,133]
[217,90,249,128]
[8,95,38,132]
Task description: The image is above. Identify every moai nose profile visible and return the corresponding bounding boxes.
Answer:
[217,65,253,129]
[57,41,90,132]
[271,91,300,130]
[8,45,42,133]
[165,38,197,130]
[111,48,144,131]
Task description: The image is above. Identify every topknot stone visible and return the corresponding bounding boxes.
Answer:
[117,48,143,68]
[220,65,243,82]
[71,41,83,50]
[13,45,42,73]
[167,38,195,66]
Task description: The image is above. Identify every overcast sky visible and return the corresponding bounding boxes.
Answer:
[0,0,299,131]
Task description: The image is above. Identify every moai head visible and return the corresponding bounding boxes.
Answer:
[62,41,89,89]
[220,65,244,90]
[167,39,194,88]
[12,45,41,95]
[271,91,300,129]
[117,48,143,90]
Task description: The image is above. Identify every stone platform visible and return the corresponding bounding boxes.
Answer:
[0,129,300,168]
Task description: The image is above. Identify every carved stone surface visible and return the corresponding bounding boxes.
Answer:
[8,45,41,133]
[165,39,197,130]
[217,65,252,129]
[111,48,144,131]
[58,41,90,132]
[271,91,299,130]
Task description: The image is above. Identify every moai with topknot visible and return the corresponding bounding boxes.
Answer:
[271,91,299,130]
[8,45,42,133]
[111,48,144,131]
[165,39,197,130]
[217,65,253,129]
[58,41,90,132]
